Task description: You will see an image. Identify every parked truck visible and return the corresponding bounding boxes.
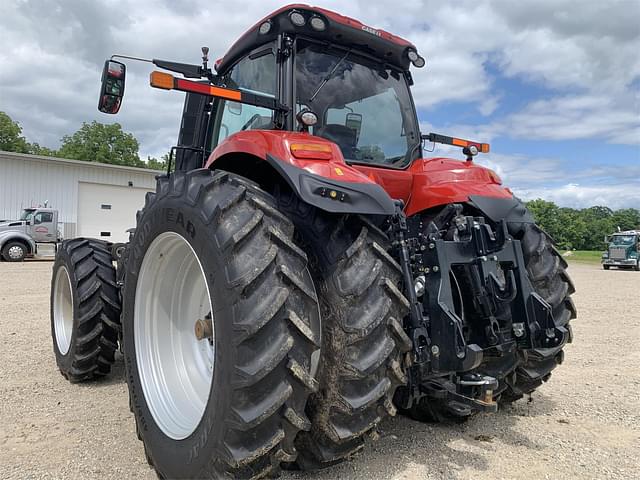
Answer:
[0,207,61,261]
[49,5,576,478]
[602,230,640,270]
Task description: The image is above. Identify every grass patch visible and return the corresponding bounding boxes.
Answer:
[559,250,602,264]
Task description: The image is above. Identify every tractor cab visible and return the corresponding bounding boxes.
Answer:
[207,5,423,168]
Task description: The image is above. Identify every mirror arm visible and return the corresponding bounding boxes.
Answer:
[109,54,216,81]
[152,59,209,79]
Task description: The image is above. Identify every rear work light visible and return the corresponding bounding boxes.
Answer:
[259,20,272,35]
[290,11,306,26]
[310,16,327,31]
[290,142,333,160]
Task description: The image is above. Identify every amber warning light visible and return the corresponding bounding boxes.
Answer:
[149,71,242,101]
[424,132,490,154]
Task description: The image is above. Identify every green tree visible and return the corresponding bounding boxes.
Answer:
[58,121,143,167]
[146,153,172,171]
[611,208,640,231]
[27,142,58,157]
[0,111,31,153]
[526,200,640,250]
[525,199,565,244]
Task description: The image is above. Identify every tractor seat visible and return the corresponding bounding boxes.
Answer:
[315,124,357,160]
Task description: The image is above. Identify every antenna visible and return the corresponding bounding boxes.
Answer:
[201,46,210,71]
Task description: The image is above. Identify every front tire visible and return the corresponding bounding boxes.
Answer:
[50,238,120,382]
[2,241,27,261]
[123,170,321,479]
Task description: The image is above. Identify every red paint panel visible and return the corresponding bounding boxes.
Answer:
[354,157,511,215]
[311,6,412,46]
[404,158,511,216]
[206,130,376,185]
[207,133,512,217]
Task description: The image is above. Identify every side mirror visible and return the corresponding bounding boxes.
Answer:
[345,113,362,141]
[98,60,126,114]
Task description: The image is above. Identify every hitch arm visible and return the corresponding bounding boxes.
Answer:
[391,203,431,364]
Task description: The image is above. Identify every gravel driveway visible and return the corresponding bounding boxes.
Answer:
[1,261,638,479]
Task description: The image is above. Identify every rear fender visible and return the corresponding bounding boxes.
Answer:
[404,157,512,216]
[205,130,396,215]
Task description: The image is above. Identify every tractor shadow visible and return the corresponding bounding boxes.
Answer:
[282,393,557,480]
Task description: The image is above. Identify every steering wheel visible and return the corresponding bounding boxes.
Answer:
[240,114,263,131]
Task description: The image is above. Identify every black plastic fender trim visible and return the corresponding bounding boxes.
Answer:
[467,195,534,225]
[265,154,396,215]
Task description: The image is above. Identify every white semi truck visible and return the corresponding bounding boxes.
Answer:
[0,207,61,261]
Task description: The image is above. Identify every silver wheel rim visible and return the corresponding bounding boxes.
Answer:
[134,232,215,440]
[8,245,24,259]
[53,266,74,355]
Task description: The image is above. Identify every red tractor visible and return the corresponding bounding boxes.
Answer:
[51,5,576,478]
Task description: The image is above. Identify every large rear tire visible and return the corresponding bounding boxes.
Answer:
[276,189,410,469]
[122,170,321,479]
[50,238,120,382]
[500,222,576,401]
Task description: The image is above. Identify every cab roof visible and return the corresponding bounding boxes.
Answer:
[215,4,418,74]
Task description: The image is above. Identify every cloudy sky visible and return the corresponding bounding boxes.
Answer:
[1,0,639,208]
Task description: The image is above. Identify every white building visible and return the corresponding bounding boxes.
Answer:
[0,151,162,243]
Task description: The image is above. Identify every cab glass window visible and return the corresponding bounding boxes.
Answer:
[212,46,277,147]
[295,40,419,167]
[33,212,53,224]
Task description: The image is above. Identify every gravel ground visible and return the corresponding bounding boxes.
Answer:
[1,261,638,479]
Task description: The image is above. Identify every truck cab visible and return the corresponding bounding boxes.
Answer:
[0,208,61,261]
[602,230,640,270]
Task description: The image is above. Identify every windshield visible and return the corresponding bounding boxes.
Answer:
[611,235,636,245]
[19,209,35,221]
[295,40,420,167]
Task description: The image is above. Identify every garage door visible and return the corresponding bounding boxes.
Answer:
[77,182,152,243]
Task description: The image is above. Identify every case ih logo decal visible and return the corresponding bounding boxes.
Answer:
[361,25,381,37]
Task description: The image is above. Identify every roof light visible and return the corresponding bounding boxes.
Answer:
[259,20,272,35]
[407,50,419,62]
[412,55,426,68]
[310,16,326,31]
[289,11,306,27]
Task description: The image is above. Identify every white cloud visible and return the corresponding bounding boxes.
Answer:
[514,182,640,210]
[504,93,640,144]
[0,0,638,197]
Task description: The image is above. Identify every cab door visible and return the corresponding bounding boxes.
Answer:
[30,210,55,243]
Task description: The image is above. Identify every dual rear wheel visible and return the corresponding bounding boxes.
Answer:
[52,170,322,478]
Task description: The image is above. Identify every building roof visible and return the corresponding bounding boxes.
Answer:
[0,150,163,175]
